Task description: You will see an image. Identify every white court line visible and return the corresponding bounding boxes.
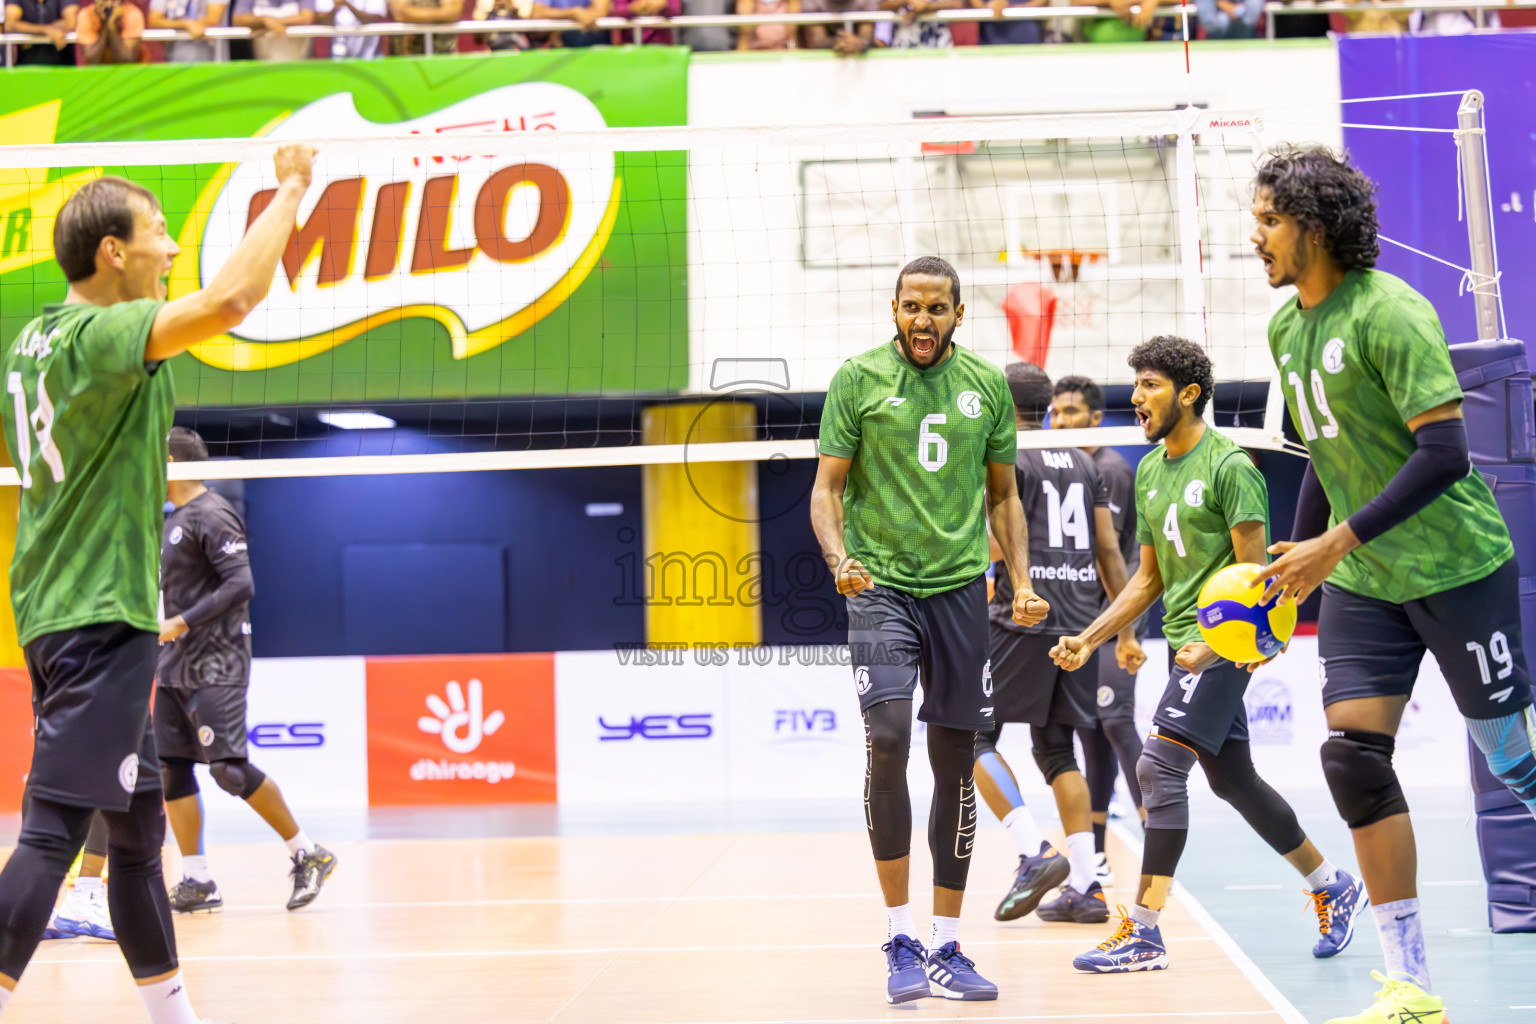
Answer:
[643,1013,1280,1024]
[1110,822,1309,1024]
[212,889,1033,912]
[32,936,1217,965]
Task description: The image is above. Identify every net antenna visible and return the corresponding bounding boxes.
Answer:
[0,108,1286,484]
[1456,90,1505,343]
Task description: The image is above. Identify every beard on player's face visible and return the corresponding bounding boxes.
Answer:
[1133,379,1188,443]
[897,319,957,368]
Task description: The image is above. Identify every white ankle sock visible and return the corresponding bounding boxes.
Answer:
[1128,903,1161,929]
[1373,898,1431,992]
[930,915,959,951]
[181,855,211,884]
[1065,831,1096,893]
[136,971,200,1024]
[284,830,313,857]
[885,903,916,941]
[1304,859,1339,890]
[73,876,104,896]
[1002,806,1046,857]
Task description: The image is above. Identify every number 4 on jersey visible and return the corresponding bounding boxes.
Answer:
[7,371,65,488]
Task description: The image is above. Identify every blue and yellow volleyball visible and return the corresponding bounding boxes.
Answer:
[1195,563,1297,664]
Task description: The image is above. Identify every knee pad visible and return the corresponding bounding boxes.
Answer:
[1467,708,1536,809]
[160,757,200,802]
[210,759,267,800]
[1030,724,1080,784]
[1137,734,1199,831]
[1320,730,1408,829]
[973,724,1001,762]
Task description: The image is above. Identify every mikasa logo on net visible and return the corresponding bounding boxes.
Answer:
[173,82,621,371]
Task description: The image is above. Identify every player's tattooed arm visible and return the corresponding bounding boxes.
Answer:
[810,454,873,596]
[1052,543,1162,672]
[986,460,1049,627]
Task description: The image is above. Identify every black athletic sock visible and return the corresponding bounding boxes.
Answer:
[1092,820,1107,854]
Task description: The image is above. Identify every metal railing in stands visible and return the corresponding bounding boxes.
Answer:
[2,0,1531,66]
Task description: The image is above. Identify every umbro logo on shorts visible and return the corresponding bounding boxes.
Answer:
[1163,708,1186,718]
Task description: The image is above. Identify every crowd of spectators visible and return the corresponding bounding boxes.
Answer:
[5,0,1531,64]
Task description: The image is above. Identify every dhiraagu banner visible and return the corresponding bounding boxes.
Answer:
[0,50,689,405]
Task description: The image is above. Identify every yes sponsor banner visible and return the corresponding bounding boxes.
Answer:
[0,51,688,405]
[366,653,556,804]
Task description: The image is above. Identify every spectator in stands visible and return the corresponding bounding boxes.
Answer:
[1410,4,1497,31]
[1195,0,1259,36]
[471,0,528,49]
[391,0,461,51]
[971,0,1045,44]
[1342,0,1407,32]
[876,0,961,47]
[77,0,146,62]
[148,0,227,60]
[678,0,732,49]
[4,0,77,64]
[525,0,606,44]
[801,0,874,54]
[736,0,796,48]
[611,0,679,43]
[317,0,391,56]
[1081,0,1149,41]
[232,0,316,57]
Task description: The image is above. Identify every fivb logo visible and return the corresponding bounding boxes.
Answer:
[418,679,507,754]
[174,83,620,370]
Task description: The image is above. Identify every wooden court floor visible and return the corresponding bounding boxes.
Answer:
[3,826,1300,1023]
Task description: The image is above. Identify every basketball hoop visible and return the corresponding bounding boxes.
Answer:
[1021,248,1107,284]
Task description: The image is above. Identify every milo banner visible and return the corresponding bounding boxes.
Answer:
[0,51,689,405]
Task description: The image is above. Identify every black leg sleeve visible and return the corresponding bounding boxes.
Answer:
[1103,717,1146,810]
[1198,740,1307,857]
[927,723,978,891]
[83,812,110,861]
[101,790,180,980]
[0,796,93,981]
[864,700,913,863]
[1080,724,1118,813]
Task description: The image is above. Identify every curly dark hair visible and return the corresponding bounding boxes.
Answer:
[1006,361,1052,422]
[1052,374,1104,413]
[1253,144,1379,271]
[895,255,961,306]
[1128,335,1214,418]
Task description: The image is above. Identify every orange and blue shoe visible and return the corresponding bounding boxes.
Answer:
[1072,906,1169,973]
[994,842,1070,921]
[882,934,930,1004]
[1323,971,1445,1024]
[1309,869,1368,959]
[1038,881,1110,924]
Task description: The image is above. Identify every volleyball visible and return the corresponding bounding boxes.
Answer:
[1195,563,1297,664]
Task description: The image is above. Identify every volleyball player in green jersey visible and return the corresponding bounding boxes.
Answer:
[812,256,1049,1004]
[1252,146,1536,1024]
[1050,336,1357,974]
[0,145,315,1023]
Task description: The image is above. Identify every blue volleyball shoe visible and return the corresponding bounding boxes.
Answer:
[882,934,930,1004]
[1072,907,1169,973]
[926,942,998,1000]
[995,842,1071,921]
[1309,869,1368,959]
[1037,881,1110,924]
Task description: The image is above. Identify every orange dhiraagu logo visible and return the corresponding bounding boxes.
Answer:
[174,84,623,371]
[0,102,104,276]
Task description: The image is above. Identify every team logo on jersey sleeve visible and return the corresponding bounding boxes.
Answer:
[1323,338,1345,374]
[854,666,872,694]
[1184,480,1206,507]
[956,391,983,419]
[168,526,184,545]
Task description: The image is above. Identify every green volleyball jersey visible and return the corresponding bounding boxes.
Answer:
[819,340,1016,597]
[1268,269,1512,603]
[2,300,174,646]
[1135,427,1269,649]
